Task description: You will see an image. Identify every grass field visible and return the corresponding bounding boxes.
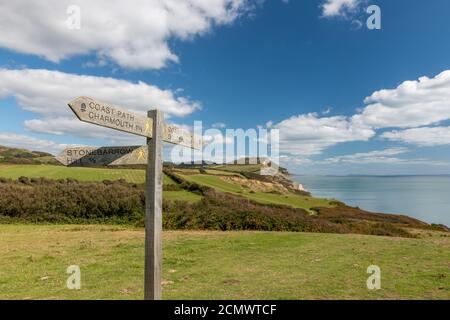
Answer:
[180,174,333,211]
[164,190,202,202]
[0,164,146,183]
[0,225,448,300]
[0,164,178,185]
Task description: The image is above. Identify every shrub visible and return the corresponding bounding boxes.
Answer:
[18,176,30,185]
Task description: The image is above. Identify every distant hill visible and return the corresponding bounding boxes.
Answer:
[0,145,58,165]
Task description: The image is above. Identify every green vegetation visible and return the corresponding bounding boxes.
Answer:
[164,190,202,203]
[0,164,145,183]
[179,173,333,212]
[180,174,244,193]
[1,163,445,235]
[1,176,432,236]
[210,164,262,173]
[0,145,57,165]
[0,152,448,300]
[0,224,448,300]
[0,178,206,224]
[244,192,332,211]
[0,164,180,186]
[0,164,330,211]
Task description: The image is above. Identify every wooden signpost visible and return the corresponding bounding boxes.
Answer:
[64,96,202,300]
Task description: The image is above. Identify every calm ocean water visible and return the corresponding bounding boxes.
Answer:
[294,175,450,227]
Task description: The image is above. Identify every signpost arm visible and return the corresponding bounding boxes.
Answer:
[144,109,164,300]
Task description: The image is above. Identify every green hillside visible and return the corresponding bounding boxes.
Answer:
[178,172,333,212]
[0,145,58,165]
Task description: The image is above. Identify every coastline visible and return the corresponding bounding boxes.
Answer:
[293,174,450,227]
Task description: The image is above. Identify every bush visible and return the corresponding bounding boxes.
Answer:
[0,179,144,224]
[18,176,30,185]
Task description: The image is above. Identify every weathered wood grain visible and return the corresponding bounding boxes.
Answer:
[144,110,163,300]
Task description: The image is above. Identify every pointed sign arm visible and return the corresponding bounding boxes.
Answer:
[68,96,202,150]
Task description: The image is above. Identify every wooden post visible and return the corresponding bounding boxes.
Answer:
[144,109,164,300]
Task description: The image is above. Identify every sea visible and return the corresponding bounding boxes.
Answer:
[294,175,450,227]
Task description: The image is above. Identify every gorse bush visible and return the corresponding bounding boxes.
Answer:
[0,178,144,224]
[162,189,345,233]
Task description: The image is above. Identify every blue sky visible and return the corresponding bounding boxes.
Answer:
[1,0,450,174]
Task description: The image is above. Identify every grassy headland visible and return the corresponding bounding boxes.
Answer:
[0,224,448,300]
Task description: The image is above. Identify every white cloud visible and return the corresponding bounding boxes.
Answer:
[321,0,361,18]
[322,147,449,165]
[274,113,374,156]
[352,70,450,129]
[0,133,77,155]
[0,0,251,70]
[382,126,450,147]
[0,68,200,117]
[323,147,410,164]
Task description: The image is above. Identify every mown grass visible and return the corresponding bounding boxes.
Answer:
[0,164,176,185]
[180,174,333,211]
[0,164,145,183]
[0,225,448,300]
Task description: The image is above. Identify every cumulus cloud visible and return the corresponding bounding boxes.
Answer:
[0,0,251,69]
[352,70,450,129]
[321,0,361,18]
[0,68,199,117]
[382,126,450,147]
[274,113,374,156]
[0,133,78,155]
[271,69,450,160]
